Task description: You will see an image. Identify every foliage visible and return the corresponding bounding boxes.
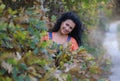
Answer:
[0,0,112,81]
[112,0,120,15]
[44,0,113,25]
[43,0,113,57]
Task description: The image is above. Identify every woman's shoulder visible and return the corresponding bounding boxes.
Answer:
[70,37,79,51]
[70,37,77,42]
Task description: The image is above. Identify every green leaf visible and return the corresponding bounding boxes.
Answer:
[12,67,19,80]
[71,0,75,2]
[81,62,87,70]
[0,23,7,30]
[32,36,39,44]
[24,76,30,81]
[33,48,39,55]
[0,4,5,13]
[0,4,5,9]
[13,30,27,40]
[67,74,72,81]
[36,60,46,66]
[0,68,6,75]
[8,8,17,15]
[2,39,13,48]
[6,58,17,65]
[30,41,36,49]
[19,63,28,70]
[0,77,6,81]
[5,77,12,81]
[51,15,56,22]
[40,41,49,48]
[27,27,34,35]
[13,75,25,81]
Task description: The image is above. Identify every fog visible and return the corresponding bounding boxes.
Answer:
[103,21,120,81]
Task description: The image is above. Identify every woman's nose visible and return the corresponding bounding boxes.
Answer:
[65,26,69,30]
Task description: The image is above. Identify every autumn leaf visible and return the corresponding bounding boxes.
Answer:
[1,61,13,74]
[84,54,95,61]
[77,46,88,54]
[8,8,18,15]
[0,4,5,13]
[89,65,101,74]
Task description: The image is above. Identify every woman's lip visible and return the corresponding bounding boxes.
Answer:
[63,30,69,34]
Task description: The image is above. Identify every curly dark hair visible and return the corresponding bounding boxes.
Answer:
[50,11,83,46]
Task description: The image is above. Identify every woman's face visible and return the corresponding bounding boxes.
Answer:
[59,19,75,35]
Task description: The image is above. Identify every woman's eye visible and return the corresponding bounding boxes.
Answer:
[70,27,73,30]
[66,23,73,30]
[66,23,69,26]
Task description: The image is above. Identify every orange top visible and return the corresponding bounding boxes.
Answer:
[42,32,78,51]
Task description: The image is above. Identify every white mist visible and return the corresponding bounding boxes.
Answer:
[103,21,120,81]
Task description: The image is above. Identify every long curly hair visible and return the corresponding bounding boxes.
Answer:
[50,11,83,46]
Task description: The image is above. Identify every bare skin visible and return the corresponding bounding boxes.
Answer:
[52,19,75,44]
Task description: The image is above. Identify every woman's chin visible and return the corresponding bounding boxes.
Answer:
[61,31,68,35]
[61,32,68,35]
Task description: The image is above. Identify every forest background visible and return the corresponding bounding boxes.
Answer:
[0,0,119,81]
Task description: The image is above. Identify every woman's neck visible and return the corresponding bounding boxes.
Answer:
[52,32,68,44]
[55,31,67,37]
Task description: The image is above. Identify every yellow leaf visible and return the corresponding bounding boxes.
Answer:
[84,54,95,61]
[39,78,46,81]
[0,4,5,13]
[78,49,87,54]
[8,8,17,15]
[77,47,88,54]
[89,66,101,74]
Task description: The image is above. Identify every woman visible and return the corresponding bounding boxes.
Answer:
[42,11,83,51]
